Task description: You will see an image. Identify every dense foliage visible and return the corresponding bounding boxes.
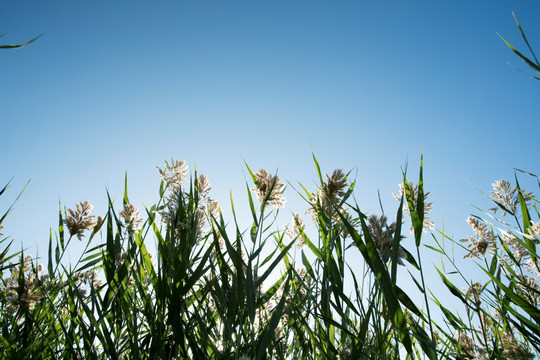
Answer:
[0,156,538,359]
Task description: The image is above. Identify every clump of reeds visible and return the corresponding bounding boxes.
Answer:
[433,171,539,360]
[0,157,538,360]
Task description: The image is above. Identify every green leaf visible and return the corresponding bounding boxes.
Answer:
[246,183,259,227]
[257,241,294,288]
[402,154,425,248]
[303,231,323,260]
[123,171,129,206]
[58,202,65,250]
[436,300,466,330]
[312,153,324,185]
[391,195,404,282]
[395,285,423,318]
[402,247,420,270]
[244,161,258,184]
[436,268,466,303]
[498,29,540,80]
[0,34,42,49]
[416,153,425,247]
[409,318,438,360]
[424,244,445,255]
[0,180,29,225]
[512,12,540,65]
[515,174,535,257]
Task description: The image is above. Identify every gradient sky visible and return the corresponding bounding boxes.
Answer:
[2,1,539,313]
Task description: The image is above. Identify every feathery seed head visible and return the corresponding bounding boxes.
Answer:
[529,221,540,238]
[490,179,518,216]
[454,332,478,360]
[501,331,535,360]
[516,274,539,305]
[119,203,143,235]
[461,217,496,259]
[3,255,46,313]
[501,230,529,265]
[157,158,188,186]
[322,169,348,202]
[465,282,483,306]
[65,201,97,240]
[93,216,104,234]
[526,258,540,278]
[251,168,286,208]
[206,200,220,222]
[307,169,350,224]
[394,181,434,232]
[197,174,211,199]
[284,214,306,248]
[367,214,404,264]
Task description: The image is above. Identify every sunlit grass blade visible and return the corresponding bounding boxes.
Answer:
[312,153,324,185]
[512,12,540,65]
[498,30,540,79]
[123,171,129,206]
[391,195,404,283]
[436,268,466,303]
[0,34,42,49]
[0,180,29,226]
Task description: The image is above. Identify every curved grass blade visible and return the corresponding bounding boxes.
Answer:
[0,34,42,49]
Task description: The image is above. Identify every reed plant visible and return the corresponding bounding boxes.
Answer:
[498,12,540,81]
[431,170,539,360]
[1,155,538,359]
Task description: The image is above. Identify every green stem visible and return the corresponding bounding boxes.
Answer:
[416,244,436,349]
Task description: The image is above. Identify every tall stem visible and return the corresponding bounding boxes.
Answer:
[416,245,435,345]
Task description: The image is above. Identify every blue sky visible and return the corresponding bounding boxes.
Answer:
[2,1,539,311]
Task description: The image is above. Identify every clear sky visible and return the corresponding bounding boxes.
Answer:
[2,1,539,311]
